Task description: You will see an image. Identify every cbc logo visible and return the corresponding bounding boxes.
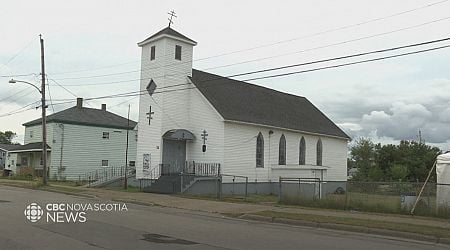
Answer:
[24,203,44,222]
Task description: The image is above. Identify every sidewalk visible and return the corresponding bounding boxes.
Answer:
[1,180,449,243]
[80,187,450,230]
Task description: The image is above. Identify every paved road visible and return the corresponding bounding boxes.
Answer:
[0,186,448,250]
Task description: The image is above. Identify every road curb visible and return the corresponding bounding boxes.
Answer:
[238,214,447,245]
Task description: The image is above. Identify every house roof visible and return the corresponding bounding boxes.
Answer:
[8,142,51,153]
[190,69,350,139]
[0,144,22,151]
[23,106,137,130]
[138,27,197,46]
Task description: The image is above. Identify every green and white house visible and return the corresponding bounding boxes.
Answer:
[7,98,137,180]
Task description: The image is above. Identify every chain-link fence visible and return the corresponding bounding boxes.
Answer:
[279,180,450,218]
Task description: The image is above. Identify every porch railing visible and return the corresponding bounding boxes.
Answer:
[160,161,221,176]
[78,165,136,187]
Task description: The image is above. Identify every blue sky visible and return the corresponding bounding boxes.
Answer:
[1,0,450,150]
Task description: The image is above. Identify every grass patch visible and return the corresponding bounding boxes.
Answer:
[178,194,278,204]
[249,210,450,238]
[0,178,88,196]
[102,186,141,193]
[48,180,80,187]
[280,192,450,219]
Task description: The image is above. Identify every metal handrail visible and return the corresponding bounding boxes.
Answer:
[77,165,136,187]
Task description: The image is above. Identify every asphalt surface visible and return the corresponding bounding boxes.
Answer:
[0,186,448,250]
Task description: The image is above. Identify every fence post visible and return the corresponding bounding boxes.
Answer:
[245,177,248,200]
[345,181,349,210]
[232,177,235,195]
[180,174,183,193]
[278,177,282,203]
[217,175,222,200]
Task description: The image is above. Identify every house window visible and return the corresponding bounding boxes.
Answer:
[102,160,108,167]
[316,138,323,166]
[256,132,264,168]
[299,136,306,165]
[150,46,156,61]
[102,132,110,139]
[278,134,286,165]
[175,45,182,60]
[129,161,136,167]
[30,131,33,138]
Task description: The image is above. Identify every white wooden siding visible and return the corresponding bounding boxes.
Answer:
[224,122,347,182]
[135,32,347,182]
[25,123,137,180]
[136,36,201,179]
[24,124,54,145]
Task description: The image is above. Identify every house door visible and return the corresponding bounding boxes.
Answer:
[162,139,186,174]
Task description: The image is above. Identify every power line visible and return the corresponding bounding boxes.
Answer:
[228,37,450,78]
[0,73,36,78]
[14,38,450,113]
[45,0,449,77]
[49,36,450,87]
[241,44,450,82]
[198,0,450,61]
[0,87,29,102]
[0,100,40,118]
[204,15,450,71]
[108,96,140,109]
[48,15,450,86]
[48,78,79,98]
[46,76,55,113]
[1,39,34,68]
[45,41,445,105]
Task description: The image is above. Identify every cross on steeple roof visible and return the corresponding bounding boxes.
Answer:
[168,10,177,28]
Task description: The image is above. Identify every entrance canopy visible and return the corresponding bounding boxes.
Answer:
[8,142,51,153]
[162,129,195,141]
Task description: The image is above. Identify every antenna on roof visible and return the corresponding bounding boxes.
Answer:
[167,10,177,28]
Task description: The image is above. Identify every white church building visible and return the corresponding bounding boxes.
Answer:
[135,26,350,194]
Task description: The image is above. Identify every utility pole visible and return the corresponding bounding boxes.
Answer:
[40,34,48,185]
[124,104,130,189]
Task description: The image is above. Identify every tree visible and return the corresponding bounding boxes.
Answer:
[0,131,16,144]
[390,164,408,181]
[348,138,441,182]
[350,138,376,180]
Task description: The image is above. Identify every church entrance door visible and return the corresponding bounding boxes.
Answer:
[162,139,186,174]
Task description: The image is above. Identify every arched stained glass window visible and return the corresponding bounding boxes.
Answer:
[279,134,286,165]
[256,132,264,168]
[316,138,323,166]
[299,137,306,165]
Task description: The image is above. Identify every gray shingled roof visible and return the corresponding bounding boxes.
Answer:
[8,142,51,152]
[0,144,22,151]
[23,106,137,130]
[190,69,350,139]
[139,27,196,45]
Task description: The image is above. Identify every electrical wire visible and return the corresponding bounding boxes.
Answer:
[5,39,450,116]
[46,0,449,77]
[49,36,450,88]
[46,76,55,113]
[0,100,40,118]
[204,15,450,71]
[49,13,450,86]
[46,42,450,106]
[242,44,450,81]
